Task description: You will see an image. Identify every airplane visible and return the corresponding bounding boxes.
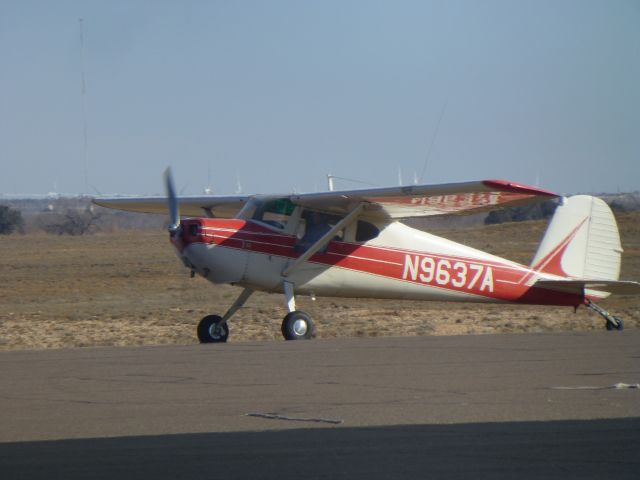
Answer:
[93,170,640,343]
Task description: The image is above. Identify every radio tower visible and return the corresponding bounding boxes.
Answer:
[79,18,89,195]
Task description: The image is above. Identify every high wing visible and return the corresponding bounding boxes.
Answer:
[92,195,250,218]
[93,179,558,220]
[292,179,558,220]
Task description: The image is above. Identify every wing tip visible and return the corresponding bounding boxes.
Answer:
[483,179,559,198]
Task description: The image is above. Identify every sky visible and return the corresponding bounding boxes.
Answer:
[1,0,639,196]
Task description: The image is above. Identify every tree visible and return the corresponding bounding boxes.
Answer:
[42,207,101,235]
[0,205,24,234]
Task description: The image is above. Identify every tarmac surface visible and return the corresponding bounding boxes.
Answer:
[1,330,639,479]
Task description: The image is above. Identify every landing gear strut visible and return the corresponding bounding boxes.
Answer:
[585,299,624,331]
[197,288,254,343]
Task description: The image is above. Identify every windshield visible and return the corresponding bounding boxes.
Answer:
[251,198,297,230]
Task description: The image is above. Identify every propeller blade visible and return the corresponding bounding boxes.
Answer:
[164,167,180,231]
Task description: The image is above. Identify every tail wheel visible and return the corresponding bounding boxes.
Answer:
[281,311,314,340]
[197,315,229,343]
[605,316,624,331]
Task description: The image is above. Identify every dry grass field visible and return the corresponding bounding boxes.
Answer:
[1,212,638,351]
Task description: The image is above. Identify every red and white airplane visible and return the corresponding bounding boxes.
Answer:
[94,171,640,343]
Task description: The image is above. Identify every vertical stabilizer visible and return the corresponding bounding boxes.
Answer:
[531,195,622,280]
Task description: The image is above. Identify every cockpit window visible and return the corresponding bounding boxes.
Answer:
[252,198,296,230]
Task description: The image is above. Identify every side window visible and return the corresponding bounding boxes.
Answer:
[355,220,379,243]
[295,210,343,252]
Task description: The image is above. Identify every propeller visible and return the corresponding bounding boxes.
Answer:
[164,167,180,233]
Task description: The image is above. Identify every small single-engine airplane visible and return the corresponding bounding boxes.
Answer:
[94,171,640,343]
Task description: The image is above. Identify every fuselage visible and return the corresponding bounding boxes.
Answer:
[170,218,583,307]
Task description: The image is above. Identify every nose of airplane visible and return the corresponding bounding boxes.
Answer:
[170,219,204,252]
[167,219,206,273]
[182,220,204,243]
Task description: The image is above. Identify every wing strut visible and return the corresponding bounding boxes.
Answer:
[282,202,366,277]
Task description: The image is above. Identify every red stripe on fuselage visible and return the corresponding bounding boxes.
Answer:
[176,218,582,306]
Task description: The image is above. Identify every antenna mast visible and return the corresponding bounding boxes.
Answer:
[78,18,89,195]
[419,98,448,183]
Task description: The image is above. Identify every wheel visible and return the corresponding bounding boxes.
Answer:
[281,311,314,340]
[613,316,624,331]
[605,316,624,331]
[197,315,229,343]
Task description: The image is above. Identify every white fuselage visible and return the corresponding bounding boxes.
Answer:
[172,218,581,307]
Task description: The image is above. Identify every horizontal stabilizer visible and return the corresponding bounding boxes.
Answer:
[534,279,640,296]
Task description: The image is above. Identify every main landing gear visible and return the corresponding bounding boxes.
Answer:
[281,310,314,340]
[196,282,315,343]
[280,281,314,340]
[585,299,624,331]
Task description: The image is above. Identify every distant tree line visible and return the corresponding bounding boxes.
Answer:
[0,198,164,235]
[484,192,639,225]
[484,199,559,225]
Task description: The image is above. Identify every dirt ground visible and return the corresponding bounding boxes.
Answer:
[1,212,638,350]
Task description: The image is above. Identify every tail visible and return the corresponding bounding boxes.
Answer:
[530,195,622,281]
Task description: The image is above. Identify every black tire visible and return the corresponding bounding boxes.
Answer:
[613,316,624,331]
[197,315,229,343]
[281,311,314,340]
[605,316,624,331]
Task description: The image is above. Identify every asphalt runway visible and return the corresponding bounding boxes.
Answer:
[1,331,639,479]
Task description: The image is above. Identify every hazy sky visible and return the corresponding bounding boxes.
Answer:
[1,0,639,196]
